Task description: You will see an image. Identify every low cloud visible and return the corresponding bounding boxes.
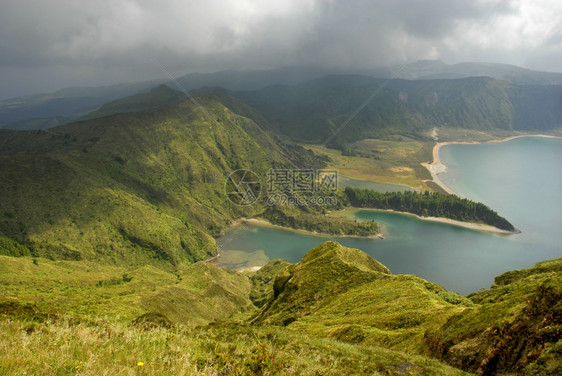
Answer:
[1,0,561,98]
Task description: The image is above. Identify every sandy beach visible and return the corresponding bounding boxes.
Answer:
[341,207,517,235]
[422,134,562,196]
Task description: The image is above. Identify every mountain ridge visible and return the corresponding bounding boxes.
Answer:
[232,75,562,143]
[4,61,562,131]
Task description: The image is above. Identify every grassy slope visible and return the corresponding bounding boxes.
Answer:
[0,255,252,324]
[253,242,471,353]
[252,242,561,375]
[0,319,469,376]
[0,93,377,267]
[248,259,292,308]
[0,252,468,376]
[0,242,559,374]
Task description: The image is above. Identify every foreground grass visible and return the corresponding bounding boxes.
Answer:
[2,245,559,375]
[0,255,253,325]
[0,319,469,376]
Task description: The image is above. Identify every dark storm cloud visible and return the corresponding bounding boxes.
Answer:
[0,0,560,99]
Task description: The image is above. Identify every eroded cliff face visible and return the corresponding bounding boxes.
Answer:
[424,260,562,375]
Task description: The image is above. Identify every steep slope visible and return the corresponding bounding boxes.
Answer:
[233,75,562,143]
[425,258,562,375]
[0,248,471,376]
[252,242,561,375]
[0,96,320,267]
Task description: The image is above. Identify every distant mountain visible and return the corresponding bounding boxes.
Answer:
[0,66,339,130]
[0,79,166,129]
[0,115,74,131]
[174,66,339,92]
[232,75,562,143]
[4,62,562,132]
[397,60,562,85]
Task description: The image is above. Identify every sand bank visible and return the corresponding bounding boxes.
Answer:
[344,207,517,235]
[422,134,562,196]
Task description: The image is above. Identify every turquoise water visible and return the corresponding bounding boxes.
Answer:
[217,137,562,294]
[339,175,414,192]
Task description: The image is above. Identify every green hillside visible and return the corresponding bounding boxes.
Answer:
[0,96,336,267]
[252,242,470,353]
[0,73,560,375]
[1,242,559,375]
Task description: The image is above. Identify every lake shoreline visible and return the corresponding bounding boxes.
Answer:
[226,217,385,240]
[214,216,384,272]
[422,134,562,196]
[335,207,517,235]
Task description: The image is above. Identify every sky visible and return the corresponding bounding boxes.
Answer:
[1,0,561,99]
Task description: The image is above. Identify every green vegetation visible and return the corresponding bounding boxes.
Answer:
[0,96,360,267]
[2,242,558,375]
[304,137,434,190]
[425,258,562,375]
[1,71,560,375]
[0,317,472,376]
[259,205,379,237]
[0,255,252,324]
[252,242,470,353]
[248,259,292,308]
[0,235,31,257]
[344,187,515,231]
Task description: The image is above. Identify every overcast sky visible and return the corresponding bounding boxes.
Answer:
[1,0,561,99]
